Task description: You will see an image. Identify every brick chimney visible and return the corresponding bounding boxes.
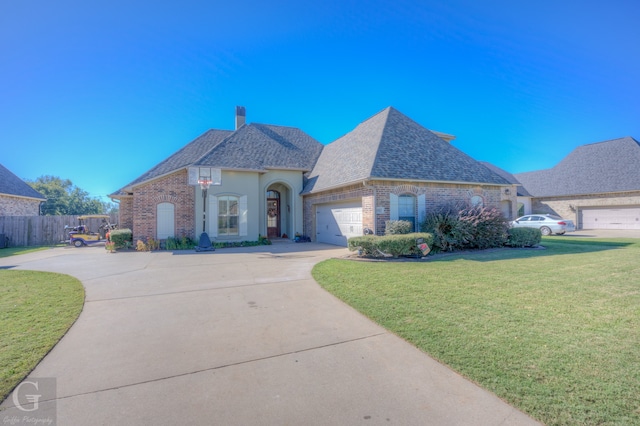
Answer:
[235,106,246,130]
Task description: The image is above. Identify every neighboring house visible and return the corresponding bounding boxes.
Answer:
[111,106,517,246]
[514,137,640,230]
[480,162,533,217]
[0,163,46,216]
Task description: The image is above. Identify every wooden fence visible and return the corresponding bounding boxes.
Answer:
[0,214,118,247]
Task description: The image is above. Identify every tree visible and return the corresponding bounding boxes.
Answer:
[27,175,108,215]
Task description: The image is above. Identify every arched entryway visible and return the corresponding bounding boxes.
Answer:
[265,183,293,239]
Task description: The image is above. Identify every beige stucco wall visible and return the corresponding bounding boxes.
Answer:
[201,171,260,240]
[260,170,305,238]
[0,195,42,216]
[198,169,305,241]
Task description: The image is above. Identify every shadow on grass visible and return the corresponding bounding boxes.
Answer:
[427,238,638,263]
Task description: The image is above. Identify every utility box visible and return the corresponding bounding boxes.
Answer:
[0,234,7,249]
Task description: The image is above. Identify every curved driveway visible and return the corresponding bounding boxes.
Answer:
[1,243,539,425]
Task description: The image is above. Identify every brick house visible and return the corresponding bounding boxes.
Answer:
[0,163,46,216]
[111,107,516,246]
[302,107,516,245]
[513,137,640,230]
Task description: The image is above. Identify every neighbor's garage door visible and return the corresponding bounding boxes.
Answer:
[316,201,363,246]
[581,206,640,229]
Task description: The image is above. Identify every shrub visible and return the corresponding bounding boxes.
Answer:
[213,239,273,249]
[109,228,132,249]
[421,205,470,252]
[136,239,147,251]
[258,235,272,245]
[458,206,509,249]
[421,204,509,252]
[146,237,160,251]
[506,227,541,247]
[165,236,195,250]
[348,233,434,258]
[385,220,413,235]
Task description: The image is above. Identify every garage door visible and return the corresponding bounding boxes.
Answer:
[580,207,640,229]
[316,201,363,246]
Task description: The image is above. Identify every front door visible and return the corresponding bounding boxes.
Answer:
[267,198,280,239]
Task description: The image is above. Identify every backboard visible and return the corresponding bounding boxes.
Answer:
[188,167,221,186]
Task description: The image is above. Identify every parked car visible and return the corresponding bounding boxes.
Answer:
[510,214,576,236]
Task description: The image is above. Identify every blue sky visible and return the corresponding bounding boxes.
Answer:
[2,0,639,202]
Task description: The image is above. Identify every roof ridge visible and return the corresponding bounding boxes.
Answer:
[369,107,395,176]
[581,136,637,147]
[192,128,238,165]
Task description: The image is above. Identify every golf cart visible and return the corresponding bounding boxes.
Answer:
[66,215,117,247]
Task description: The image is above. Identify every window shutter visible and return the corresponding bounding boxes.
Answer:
[239,195,248,237]
[417,194,426,230]
[209,195,218,237]
[390,193,399,221]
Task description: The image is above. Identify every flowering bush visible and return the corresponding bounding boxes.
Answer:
[421,204,508,252]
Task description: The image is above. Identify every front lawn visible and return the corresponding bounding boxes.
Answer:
[0,270,84,403]
[312,238,640,426]
[0,246,52,258]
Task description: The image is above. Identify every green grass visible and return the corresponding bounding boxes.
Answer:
[0,270,85,403]
[312,238,640,425]
[0,246,56,258]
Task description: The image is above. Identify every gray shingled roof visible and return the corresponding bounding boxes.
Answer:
[514,137,640,197]
[112,123,323,196]
[302,107,510,194]
[0,163,46,200]
[480,162,532,197]
[195,123,323,171]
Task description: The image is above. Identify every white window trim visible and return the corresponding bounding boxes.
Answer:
[209,194,247,238]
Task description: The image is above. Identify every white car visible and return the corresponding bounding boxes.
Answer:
[510,214,576,236]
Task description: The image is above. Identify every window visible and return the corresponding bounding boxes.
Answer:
[390,193,425,231]
[398,194,416,228]
[218,196,239,236]
[470,195,484,207]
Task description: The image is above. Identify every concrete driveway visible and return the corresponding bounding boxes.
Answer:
[1,243,539,425]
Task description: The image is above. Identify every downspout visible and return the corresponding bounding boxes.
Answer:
[362,180,376,235]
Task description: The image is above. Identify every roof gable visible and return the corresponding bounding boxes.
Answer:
[303,107,509,193]
[195,123,323,171]
[112,123,323,196]
[0,163,46,200]
[515,137,640,197]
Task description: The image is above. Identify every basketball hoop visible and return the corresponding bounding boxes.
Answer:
[198,178,212,190]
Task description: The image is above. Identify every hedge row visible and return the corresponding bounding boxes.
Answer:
[109,228,133,249]
[348,233,434,258]
[506,227,541,247]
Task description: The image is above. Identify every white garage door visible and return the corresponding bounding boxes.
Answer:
[581,207,640,229]
[316,201,363,246]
